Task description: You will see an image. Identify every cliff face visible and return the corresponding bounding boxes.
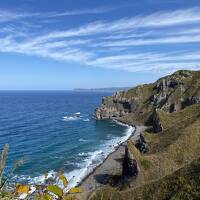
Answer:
[95,70,200,127]
[90,70,200,200]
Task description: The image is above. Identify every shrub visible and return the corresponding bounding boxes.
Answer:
[140,159,151,170]
[0,144,83,200]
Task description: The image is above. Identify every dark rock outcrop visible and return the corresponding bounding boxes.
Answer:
[122,146,138,177]
[95,92,135,120]
[152,109,163,133]
[182,96,200,109]
[135,134,149,153]
[95,70,200,126]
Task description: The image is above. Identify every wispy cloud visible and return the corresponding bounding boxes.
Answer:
[95,35,200,47]
[0,6,118,23]
[45,7,120,17]
[40,7,200,40]
[87,52,200,72]
[0,6,200,74]
[0,9,40,22]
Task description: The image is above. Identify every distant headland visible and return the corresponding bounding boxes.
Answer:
[73,87,131,93]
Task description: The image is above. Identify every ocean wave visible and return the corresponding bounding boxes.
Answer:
[113,119,130,127]
[64,150,104,189]
[78,152,90,157]
[74,112,81,115]
[62,115,90,122]
[64,124,134,189]
[78,138,89,142]
[13,122,135,191]
[63,116,79,121]
[82,118,90,122]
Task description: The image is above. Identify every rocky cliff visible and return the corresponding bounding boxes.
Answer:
[95,70,200,130]
[90,70,200,200]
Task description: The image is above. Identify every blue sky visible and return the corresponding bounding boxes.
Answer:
[0,0,200,90]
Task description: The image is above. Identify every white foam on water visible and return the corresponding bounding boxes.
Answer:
[64,150,104,190]
[78,152,90,157]
[63,116,79,121]
[63,123,135,189]
[83,118,90,122]
[74,112,81,115]
[14,121,135,191]
[78,138,88,142]
[62,114,90,122]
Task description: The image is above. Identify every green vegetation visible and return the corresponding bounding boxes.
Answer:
[90,158,200,200]
[90,69,200,200]
[0,144,83,200]
[1,70,200,200]
[90,103,200,200]
[140,159,151,170]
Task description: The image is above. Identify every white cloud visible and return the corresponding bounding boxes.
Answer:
[45,7,120,17]
[86,51,200,73]
[39,7,200,40]
[94,35,200,47]
[0,6,118,23]
[0,37,94,63]
[0,6,200,74]
[0,9,39,22]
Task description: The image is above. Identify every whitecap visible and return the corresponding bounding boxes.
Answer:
[63,150,105,190]
[82,118,90,122]
[13,122,135,192]
[74,112,81,115]
[63,116,79,121]
[78,138,88,142]
[78,152,90,157]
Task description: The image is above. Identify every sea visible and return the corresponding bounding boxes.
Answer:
[0,91,134,188]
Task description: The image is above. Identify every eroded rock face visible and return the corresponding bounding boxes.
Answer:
[182,96,200,109]
[95,92,136,120]
[152,109,163,133]
[150,78,182,111]
[95,70,200,123]
[122,146,138,177]
[135,134,149,153]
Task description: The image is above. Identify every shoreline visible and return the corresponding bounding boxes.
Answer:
[78,120,146,199]
[77,120,136,185]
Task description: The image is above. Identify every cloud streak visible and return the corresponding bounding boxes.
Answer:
[0,6,200,74]
[39,7,200,40]
[0,6,119,23]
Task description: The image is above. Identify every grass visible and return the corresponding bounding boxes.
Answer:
[140,160,151,170]
[89,102,200,200]
[107,158,200,200]
[90,158,200,200]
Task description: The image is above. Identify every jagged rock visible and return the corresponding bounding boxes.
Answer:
[135,134,149,153]
[182,96,200,109]
[95,93,135,120]
[169,103,176,113]
[152,109,163,133]
[122,146,138,177]
[95,70,200,124]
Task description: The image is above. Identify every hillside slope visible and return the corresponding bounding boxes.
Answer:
[90,157,200,200]
[91,70,200,200]
[95,70,200,126]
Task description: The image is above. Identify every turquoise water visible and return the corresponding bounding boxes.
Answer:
[0,91,133,187]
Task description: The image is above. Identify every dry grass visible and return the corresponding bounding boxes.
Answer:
[89,103,200,200]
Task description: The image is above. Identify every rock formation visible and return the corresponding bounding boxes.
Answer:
[95,70,200,128]
[122,146,138,177]
[90,70,200,200]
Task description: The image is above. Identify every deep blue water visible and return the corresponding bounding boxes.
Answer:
[0,91,133,187]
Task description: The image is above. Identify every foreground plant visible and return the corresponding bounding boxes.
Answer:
[0,144,83,199]
[16,172,83,199]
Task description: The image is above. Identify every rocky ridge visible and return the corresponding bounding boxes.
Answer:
[95,70,200,129]
[90,70,200,200]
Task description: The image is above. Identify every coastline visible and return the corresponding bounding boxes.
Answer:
[78,120,146,199]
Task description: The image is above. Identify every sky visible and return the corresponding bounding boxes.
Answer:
[0,0,200,90]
